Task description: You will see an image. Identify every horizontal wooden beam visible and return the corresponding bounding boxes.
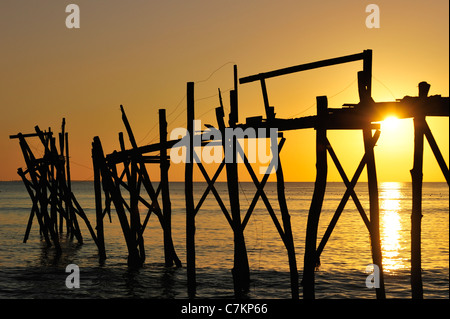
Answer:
[10,132,53,139]
[240,51,368,84]
[367,96,449,120]
[105,95,447,163]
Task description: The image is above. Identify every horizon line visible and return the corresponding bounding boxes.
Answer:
[0,179,447,183]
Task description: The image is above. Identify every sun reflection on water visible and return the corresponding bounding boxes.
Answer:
[380,182,406,273]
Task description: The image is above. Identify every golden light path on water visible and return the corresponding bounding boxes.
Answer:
[379,182,407,273]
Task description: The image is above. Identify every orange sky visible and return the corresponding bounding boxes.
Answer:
[0,0,448,182]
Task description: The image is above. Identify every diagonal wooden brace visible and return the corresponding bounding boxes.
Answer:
[316,130,380,259]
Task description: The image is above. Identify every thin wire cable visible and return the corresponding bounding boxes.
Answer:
[137,94,187,145]
[27,140,44,158]
[373,75,397,100]
[290,78,357,118]
[141,62,237,145]
[70,160,92,171]
[79,173,95,181]
[195,61,237,84]
[167,94,187,118]
[165,86,234,135]
[66,159,94,181]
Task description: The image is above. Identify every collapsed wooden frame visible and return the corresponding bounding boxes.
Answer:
[10,120,98,255]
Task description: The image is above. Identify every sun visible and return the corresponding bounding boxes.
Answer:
[381,115,400,131]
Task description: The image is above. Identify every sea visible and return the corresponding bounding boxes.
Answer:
[0,181,448,300]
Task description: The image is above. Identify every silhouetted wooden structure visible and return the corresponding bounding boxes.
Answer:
[11,50,449,299]
[10,119,99,255]
[89,49,448,299]
[91,107,182,268]
[237,50,448,299]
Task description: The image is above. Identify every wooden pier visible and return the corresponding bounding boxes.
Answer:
[11,50,449,299]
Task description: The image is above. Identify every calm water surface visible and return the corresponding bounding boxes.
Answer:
[0,181,448,299]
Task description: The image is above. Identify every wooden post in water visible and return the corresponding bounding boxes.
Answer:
[63,130,83,243]
[128,156,146,265]
[411,116,424,299]
[363,125,386,299]
[159,108,182,268]
[64,131,73,238]
[226,123,250,297]
[227,67,250,297]
[410,81,429,299]
[58,122,65,235]
[359,51,386,298]
[275,135,299,299]
[185,82,196,297]
[302,96,328,299]
[92,140,107,260]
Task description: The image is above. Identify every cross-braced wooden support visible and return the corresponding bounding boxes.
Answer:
[301,102,386,299]
[184,65,299,298]
[185,77,252,298]
[240,49,389,299]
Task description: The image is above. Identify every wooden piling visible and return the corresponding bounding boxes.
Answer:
[358,54,386,298]
[92,140,107,260]
[45,136,58,237]
[66,145,84,244]
[275,137,299,299]
[64,132,73,238]
[159,109,182,268]
[410,114,424,299]
[63,130,84,243]
[58,120,66,235]
[226,72,250,296]
[225,133,250,296]
[128,156,146,265]
[409,82,429,299]
[185,81,196,297]
[363,126,386,299]
[229,65,239,126]
[303,96,328,299]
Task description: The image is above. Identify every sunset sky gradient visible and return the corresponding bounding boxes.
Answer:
[1,0,448,182]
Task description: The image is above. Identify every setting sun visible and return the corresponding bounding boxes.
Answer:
[381,116,400,131]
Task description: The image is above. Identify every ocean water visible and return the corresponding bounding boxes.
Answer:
[0,181,448,299]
